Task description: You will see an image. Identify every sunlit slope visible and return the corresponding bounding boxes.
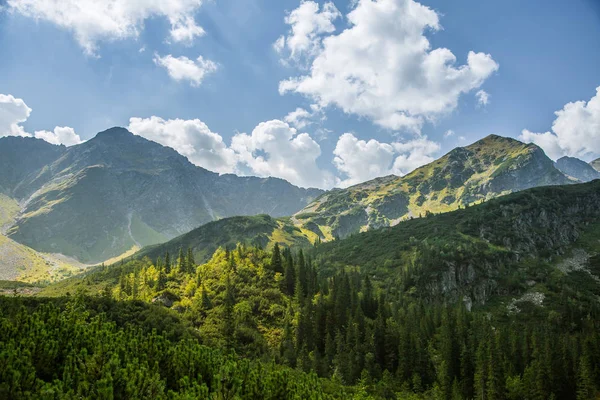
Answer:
[294,135,571,239]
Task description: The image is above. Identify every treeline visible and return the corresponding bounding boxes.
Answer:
[16,243,600,399]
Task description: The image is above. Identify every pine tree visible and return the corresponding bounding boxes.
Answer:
[187,248,195,274]
[270,243,283,274]
[164,251,171,274]
[177,248,187,274]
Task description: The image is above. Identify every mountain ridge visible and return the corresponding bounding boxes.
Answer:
[2,127,323,264]
[293,134,572,240]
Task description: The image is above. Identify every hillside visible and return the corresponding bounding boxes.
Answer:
[0,193,83,282]
[315,180,600,305]
[555,156,600,182]
[592,158,600,172]
[2,128,323,264]
[135,214,317,264]
[294,135,571,240]
[32,180,600,399]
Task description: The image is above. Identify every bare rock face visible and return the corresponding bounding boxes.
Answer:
[590,158,600,172]
[1,127,323,263]
[555,156,600,182]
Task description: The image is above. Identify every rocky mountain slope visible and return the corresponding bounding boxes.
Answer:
[294,135,572,240]
[1,128,323,263]
[555,156,600,182]
[591,158,600,172]
[314,180,600,305]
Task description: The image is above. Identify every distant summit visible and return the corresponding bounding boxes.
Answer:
[293,134,572,240]
[555,156,600,182]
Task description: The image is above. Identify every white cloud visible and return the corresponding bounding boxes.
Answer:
[169,15,205,45]
[8,0,206,55]
[275,1,341,62]
[0,93,81,145]
[520,87,600,160]
[284,108,313,129]
[476,90,490,106]
[0,94,31,137]
[34,126,82,146]
[444,129,455,138]
[232,120,335,189]
[333,133,440,187]
[278,0,498,132]
[128,116,237,174]
[154,54,217,87]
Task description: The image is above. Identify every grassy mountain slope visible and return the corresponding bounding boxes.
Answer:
[294,135,571,239]
[0,193,83,282]
[4,128,322,263]
[314,180,600,305]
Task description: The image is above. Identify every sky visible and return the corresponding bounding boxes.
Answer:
[1,0,600,189]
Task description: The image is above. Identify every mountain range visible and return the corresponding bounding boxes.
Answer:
[1,129,599,271]
[0,127,322,264]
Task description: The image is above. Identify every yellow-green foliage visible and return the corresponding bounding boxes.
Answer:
[0,234,84,283]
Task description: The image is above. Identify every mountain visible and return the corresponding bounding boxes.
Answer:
[135,214,316,264]
[0,136,66,199]
[32,180,600,399]
[591,158,600,172]
[293,134,571,240]
[315,179,600,304]
[2,128,323,263]
[555,156,600,182]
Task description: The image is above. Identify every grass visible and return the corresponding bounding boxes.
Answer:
[0,234,84,283]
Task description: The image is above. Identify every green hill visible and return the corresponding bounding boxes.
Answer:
[294,135,571,240]
[314,179,600,305]
[135,214,317,264]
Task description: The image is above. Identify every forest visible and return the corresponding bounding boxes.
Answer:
[2,240,599,399]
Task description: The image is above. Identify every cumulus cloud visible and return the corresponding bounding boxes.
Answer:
[520,87,600,160]
[7,0,206,55]
[284,108,313,129]
[275,1,341,62]
[0,93,80,146]
[128,116,237,174]
[278,0,498,132]
[232,119,336,189]
[0,94,31,137]
[127,116,333,188]
[333,133,440,187]
[34,126,82,146]
[154,54,217,87]
[476,90,490,106]
[169,15,205,45]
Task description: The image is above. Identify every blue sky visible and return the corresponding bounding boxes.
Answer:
[1,0,600,188]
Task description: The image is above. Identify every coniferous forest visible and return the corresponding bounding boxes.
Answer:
[2,237,599,399]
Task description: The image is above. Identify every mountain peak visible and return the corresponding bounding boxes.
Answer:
[555,156,600,182]
[94,127,135,141]
[591,158,600,172]
[468,134,527,149]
